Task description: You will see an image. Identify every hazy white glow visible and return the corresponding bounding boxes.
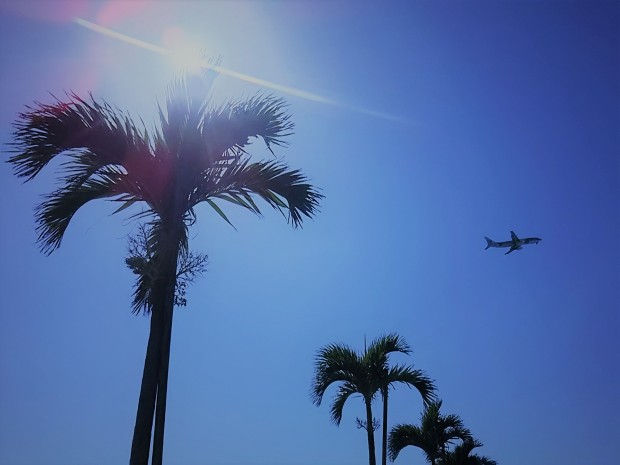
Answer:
[73,18,413,124]
[73,17,332,102]
[168,45,204,74]
[161,26,204,74]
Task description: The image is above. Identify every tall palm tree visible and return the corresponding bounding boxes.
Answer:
[437,439,497,465]
[312,334,436,465]
[388,400,472,465]
[368,335,437,465]
[8,72,322,465]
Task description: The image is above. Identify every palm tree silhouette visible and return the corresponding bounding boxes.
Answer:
[8,72,322,465]
[312,334,435,465]
[388,400,472,465]
[438,439,497,465]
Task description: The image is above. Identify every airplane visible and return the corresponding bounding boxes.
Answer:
[484,231,542,255]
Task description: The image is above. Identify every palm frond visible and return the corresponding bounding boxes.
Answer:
[8,93,151,182]
[385,365,437,406]
[472,457,497,465]
[158,71,224,161]
[191,158,322,228]
[330,382,359,425]
[312,343,362,406]
[202,94,293,159]
[35,166,136,254]
[388,424,428,462]
[365,333,411,361]
[441,413,472,442]
[438,439,497,465]
[389,401,474,464]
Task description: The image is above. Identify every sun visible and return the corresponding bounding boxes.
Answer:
[162,26,204,74]
[167,46,204,74]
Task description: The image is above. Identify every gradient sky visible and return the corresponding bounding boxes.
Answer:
[0,1,618,465]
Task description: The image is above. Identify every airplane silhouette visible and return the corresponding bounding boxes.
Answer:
[484,231,542,255]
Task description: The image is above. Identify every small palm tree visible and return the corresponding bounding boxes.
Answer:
[438,439,497,465]
[8,72,322,465]
[312,334,436,465]
[389,400,472,465]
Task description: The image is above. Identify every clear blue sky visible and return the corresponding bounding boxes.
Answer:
[1,1,618,464]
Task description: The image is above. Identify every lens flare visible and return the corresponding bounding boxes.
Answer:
[73,18,413,124]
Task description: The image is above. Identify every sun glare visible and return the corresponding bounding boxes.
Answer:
[162,26,204,74]
[167,47,204,74]
[73,17,411,123]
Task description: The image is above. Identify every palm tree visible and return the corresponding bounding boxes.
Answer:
[372,335,437,465]
[388,400,472,465]
[437,439,497,465]
[8,72,322,465]
[312,334,436,465]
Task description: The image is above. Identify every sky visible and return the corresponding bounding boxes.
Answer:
[0,1,618,464]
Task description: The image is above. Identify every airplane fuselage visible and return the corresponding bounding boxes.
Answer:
[484,231,541,254]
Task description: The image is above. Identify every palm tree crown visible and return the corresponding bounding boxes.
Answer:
[312,334,436,465]
[389,400,472,465]
[312,334,435,423]
[437,439,497,465]
[8,75,321,254]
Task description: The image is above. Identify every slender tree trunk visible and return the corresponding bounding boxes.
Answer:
[151,223,182,465]
[129,306,164,465]
[381,389,388,465]
[151,264,178,465]
[365,397,377,465]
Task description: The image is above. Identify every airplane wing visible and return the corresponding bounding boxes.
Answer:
[505,245,517,254]
[510,231,519,242]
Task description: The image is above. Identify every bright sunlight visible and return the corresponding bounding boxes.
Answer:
[162,26,204,74]
[73,17,410,123]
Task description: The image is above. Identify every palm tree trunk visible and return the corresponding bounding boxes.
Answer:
[151,276,177,465]
[381,389,388,465]
[151,224,182,465]
[129,306,164,465]
[365,397,377,465]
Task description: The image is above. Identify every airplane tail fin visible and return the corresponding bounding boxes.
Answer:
[484,237,494,250]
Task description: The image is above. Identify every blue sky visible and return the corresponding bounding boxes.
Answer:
[0,1,618,464]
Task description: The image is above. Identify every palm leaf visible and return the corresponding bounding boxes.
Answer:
[205,199,236,230]
[389,423,429,461]
[384,364,437,406]
[365,333,412,361]
[388,400,473,464]
[8,93,151,182]
[35,166,136,254]
[330,382,359,425]
[438,439,497,465]
[312,343,362,406]
[191,158,322,228]
[202,94,293,159]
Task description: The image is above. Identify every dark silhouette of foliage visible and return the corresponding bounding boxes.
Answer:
[388,400,473,465]
[8,70,322,465]
[357,417,381,432]
[125,223,208,312]
[437,439,497,465]
[312,334,436,465]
